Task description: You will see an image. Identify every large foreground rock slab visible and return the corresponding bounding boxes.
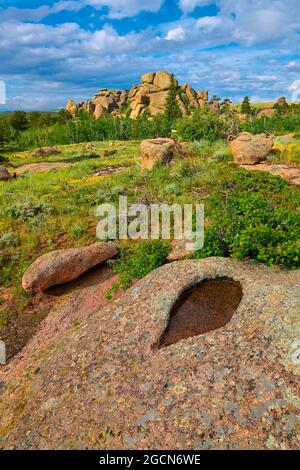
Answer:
[22,242,118,293]
[1,258,299,449]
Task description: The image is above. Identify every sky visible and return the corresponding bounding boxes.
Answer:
[0,0,300,110]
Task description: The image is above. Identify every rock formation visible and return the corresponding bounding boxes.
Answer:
[22,241,118,293]
[66,71,209,120]
[230,132,274,164]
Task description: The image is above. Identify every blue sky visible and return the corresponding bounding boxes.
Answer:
[0,0,300,110]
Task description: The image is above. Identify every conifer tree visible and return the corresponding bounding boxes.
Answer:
[241,96,252,115]
[165,74,182,121]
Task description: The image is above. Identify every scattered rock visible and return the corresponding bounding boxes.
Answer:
[276,96,288,108]
[66,99,76,114]
[22,242,118,293]
[0,165,12,181]
[15,162,72,175]
[85,143,94,151]
[94,165,128,176]
[100,149,117,158]
[257,108,275,119]
[31,147,61,158]
[167,239,193,261]
[140,138,178,170]
[230,132,274,164]
[241,162,300,187]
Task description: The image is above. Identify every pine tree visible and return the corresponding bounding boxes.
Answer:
[241,96,252,115]
[165,74,182,121]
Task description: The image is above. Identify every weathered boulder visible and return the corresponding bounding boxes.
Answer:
[93,95,118,115]
[176,95,188,114]
[22,242,118,293]
[230,132,274,164]
[31,147,60,157]
[66,99,76,114]
[153,71,175,90]
[141,72,155,84]
[1,258,299,449]
[237,113,248,122]
[141,138,178,170]
[94,104,105,119]
[182,84,198,108]
[149,90,168,110]
[0,165,12,181]
[209,101,220,113]
[130,103,146,120]
[276,96,288,107]
[141,83,160,94]
[258,108,275,119]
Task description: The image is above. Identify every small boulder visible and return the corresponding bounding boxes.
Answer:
[153,71,175,90]
[257,108,275,119]
[31,147,60,157]
[230,132,274,165]
[22,242,118,293]
[85,143,94,151]
[141,72,155,84]
[140,138,178,171]
[0,165,12,181]
[66,99,76,114]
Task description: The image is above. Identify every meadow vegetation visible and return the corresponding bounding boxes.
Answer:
[0,99,300,346]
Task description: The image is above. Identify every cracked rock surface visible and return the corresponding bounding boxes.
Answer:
[0,257,299,450]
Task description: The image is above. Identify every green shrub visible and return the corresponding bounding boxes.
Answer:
[107,240,171,293]
[0,232,19,248]
[192,183,300,268]
[5,199,56,221]
[176,110,229,141]
[164,182,181,195]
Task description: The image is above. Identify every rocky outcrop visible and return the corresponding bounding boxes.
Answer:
[22,242,118,293]
[66,71,209,120]
[230,132,274,164]
[140,138,178,170]
[0,165,12,181]
[1,258,299,449]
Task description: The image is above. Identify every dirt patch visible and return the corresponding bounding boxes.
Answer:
[93,164,129,176]
[159,277,243,347]
[15,162,72,175]
[241,162,300,186]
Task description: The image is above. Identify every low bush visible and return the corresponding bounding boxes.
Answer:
[107,240,171,294]
[192,170,300,268]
